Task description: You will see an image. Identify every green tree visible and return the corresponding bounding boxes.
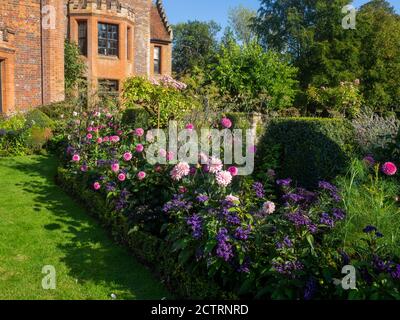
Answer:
[172,20,221,76]
[227,5,257,45]
[357,0,400,111]
[64,40,86,96]
[210,41,298,112]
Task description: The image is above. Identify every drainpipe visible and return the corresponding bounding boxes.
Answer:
[40,0,44,105]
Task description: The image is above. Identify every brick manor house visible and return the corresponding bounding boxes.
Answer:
[0,0,173,114]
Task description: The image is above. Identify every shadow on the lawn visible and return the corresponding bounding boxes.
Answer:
[9,156,166,300]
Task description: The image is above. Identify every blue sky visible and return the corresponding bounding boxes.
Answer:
[163,0,400,31]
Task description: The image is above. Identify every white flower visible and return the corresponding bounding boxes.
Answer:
[73,111,78,117]
[262,201,276,215]
[209,156,223,173]
[215,171,232,187]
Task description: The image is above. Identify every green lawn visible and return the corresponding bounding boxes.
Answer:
[0,155,169,300]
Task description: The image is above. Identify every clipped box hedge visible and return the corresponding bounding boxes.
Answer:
[257,117,358,188]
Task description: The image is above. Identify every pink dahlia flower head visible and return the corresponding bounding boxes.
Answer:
[72,154,80,162]
[123,152,133,161]
[111,163,120,172]
[382,162,397,176]
[228,166,239,176]
[221,117,232,129]
[225,194,240,204]
[93,182,101,190]
[171,162,190,181]
[208,156,223,174]
[262,201,276,215]
[215,170,233,187]
[166,151,175,162]
[118,173,126,182]
[97,137,103,144]
[86,133,93,140]
[110,135,120,143]
[185,123,195,131]
[136,144,144,153]
[135,128,145,137]
[137,171,146,180]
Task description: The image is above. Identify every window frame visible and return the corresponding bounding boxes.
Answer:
[77,20,88,56]
[98,22,119,57]
[153,45,161,75]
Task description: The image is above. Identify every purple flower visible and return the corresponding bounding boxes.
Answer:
[163,194,193,213]
[276,236,293,249]
[332,208,345,221]
[272,260,303,275]
[252,182,265,198]
[187,214,203,239]
[216,228,234,262]
[320,212,335,228]
[363,225,377,234]
[196,194,209,203]
[304,277,317,300]
[286,210,311,228]
[277,178,292,188]
[234,226,251,240]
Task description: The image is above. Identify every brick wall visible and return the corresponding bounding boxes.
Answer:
[0,0,42,111]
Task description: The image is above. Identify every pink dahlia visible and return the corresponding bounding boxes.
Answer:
[97,137,103,144]
[209,156,223,174]
[93,182,101,190]
[221,117,232,129]
[199,152,209,164]
[170,162,190,181]
[135,128,144,137]
[123,152,133,161]
[228,166,239,176]
[225,194,239,204]
[86,133,93,140]
[262,201,276,215]
[118,173,126,182]
[136,144,144,153]
[87,126,94,132]
[72,154,80,162]
[185,123,195,131]
[382,162,397,176]
[137,171,146,180]
[103,136,110,142]
[215,170,232,187]
[166,151,175,162]
[111,163,120,173]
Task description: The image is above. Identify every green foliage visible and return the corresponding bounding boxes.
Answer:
[122,76,195,127]
[121,107,151,129]
[210,41,298,112]
[227,5,257,45]
[25,109,55,129]
[357,1,400,111]
[335,159,400,257]
[64,40,86,95]
[172,20,221,76]
[306,81,363,118]
[257,117,357,188]
[254,0,400,112]
[0,110,54,156]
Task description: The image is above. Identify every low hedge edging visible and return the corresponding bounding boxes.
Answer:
[56,167,237,299]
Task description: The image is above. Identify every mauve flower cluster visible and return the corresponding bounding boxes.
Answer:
[163,194,193,213]
[187,214,203,239]
[252,182,265,198]
[272,260,304,276]
[318,181,341,202]
[216,228,234,262]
